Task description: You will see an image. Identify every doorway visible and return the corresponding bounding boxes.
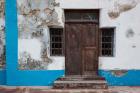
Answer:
[65,10,99,76]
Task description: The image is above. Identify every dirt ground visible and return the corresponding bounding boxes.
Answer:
[0,86,140,93]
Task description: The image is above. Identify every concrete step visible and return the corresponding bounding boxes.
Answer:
[53,80,108,89]
[30,89,113,93]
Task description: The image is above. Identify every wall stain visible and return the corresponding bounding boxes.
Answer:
[132,45,136,48]
[126,28,135,38]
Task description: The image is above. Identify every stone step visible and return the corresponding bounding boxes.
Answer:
[30,89,113,93]
[57,76,105,81]
[53,80,108,89]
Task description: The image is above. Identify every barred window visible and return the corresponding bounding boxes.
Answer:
[50,28,64,56]
[100,28,115,56]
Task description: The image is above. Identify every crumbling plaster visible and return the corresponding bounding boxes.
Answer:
[108,0,139,19]
[18,0,64,70]
[18,0,140,70]
[111,70,128,77]
[0,0,5,69]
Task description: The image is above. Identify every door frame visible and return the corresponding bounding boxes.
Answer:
[64,9,100,75]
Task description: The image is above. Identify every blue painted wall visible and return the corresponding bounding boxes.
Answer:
[5,0,65,86]
[99,70,140,86]
[0,70,6,85]
[3,0,140,86]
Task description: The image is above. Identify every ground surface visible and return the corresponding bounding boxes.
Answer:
[0,86,140,93]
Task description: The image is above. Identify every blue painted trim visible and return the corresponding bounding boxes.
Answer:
[7,70,64,86]
[0,0,6,85]
[6,70,140,86]
[0,70,6,85]
[99,70,140,86]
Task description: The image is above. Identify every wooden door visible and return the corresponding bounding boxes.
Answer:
[65,22,99,76]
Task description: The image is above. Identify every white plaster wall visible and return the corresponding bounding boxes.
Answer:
[18,28,65,70]
[18,39,42,61]
[18,0,140,70]
[59,0,140,70]
[99,0,140,70]
[17,0,65,70]
[0,18,5,56]
[0,0,5,69]
[60,0,100,9]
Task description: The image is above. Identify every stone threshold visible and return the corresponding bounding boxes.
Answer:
[54,80,107,83]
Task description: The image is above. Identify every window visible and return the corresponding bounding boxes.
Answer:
[50,28,64,56]
[100,28,115,56]
[65,10,99,22]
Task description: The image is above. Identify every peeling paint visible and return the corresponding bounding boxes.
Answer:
[0,0,5,69]
[111,70,128,77]
[108,10,120,19]
[17,0,60,27]
[4,0,140,86]
[108,0,139,19]
[17,0,63,70]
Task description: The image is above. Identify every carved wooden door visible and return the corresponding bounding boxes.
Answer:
[65,22,99,76]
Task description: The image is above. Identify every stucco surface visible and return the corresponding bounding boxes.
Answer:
[17,0,64,70]
[0,0,5,69]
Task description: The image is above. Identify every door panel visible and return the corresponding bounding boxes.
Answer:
[81,23,96,46]
[65,23,82,75]
[81,23,99,75]
[82,47,98,75]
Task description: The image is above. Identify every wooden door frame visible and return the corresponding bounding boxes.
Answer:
[64,9,100,75]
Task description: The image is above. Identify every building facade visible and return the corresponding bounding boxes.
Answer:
[0,0,140,86]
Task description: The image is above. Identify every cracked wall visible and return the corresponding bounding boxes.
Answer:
[0,0,5,69]
[17,0,64,70]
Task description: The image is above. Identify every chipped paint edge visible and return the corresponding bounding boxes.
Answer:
[99,70,140,86]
